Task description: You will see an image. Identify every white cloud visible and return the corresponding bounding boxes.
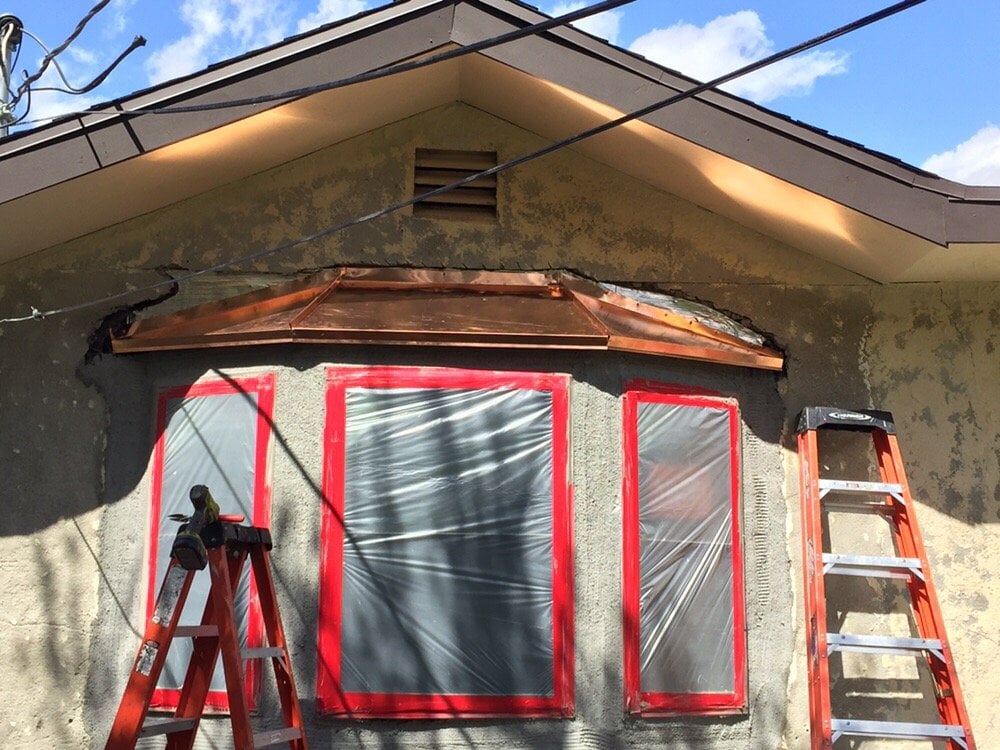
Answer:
[145,0,291,84]
[108,0,139,36]
[548,2,622,45]
[297,0,369,34]
[921,125,1000,186]
[65,46,99,68]
[629,11,848,103]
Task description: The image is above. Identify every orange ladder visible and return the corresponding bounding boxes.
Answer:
[797,407,974,749]
[106,487,307,749]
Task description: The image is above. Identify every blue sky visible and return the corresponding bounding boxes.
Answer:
[3,0,998,184]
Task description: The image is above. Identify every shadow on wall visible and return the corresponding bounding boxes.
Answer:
[72,346,799,749]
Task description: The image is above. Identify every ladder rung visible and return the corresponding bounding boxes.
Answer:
[253,727,303,747]
[821,499,895,514]
[243,646,285,660]
[822,553,924,581]
[139,717,197,737]
[818,479,904,499]
[830,718,968,747]
[827,633,946,663]
[174,625,219,638]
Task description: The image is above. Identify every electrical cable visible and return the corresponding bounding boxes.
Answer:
[22,27,146,96]
[13,0,638,127]
[18,28,89,94]
[11,80,30,125]
[9,0,112,108]
[0,0,926,325]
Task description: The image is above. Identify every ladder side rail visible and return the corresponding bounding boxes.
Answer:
[249,544,308,750]
[798,429,834,750]
[874,432,976,748]
[166,545,248,750]
[205,545,256,749]
[106,562,197,749]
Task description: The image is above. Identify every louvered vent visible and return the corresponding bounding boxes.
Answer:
[413,148,498,220]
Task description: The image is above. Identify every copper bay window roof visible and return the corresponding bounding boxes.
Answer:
[111,267,783,371]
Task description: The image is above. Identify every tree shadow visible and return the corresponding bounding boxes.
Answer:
[69,344,793,749]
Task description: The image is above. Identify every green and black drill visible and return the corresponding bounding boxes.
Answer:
[170,484,221,571]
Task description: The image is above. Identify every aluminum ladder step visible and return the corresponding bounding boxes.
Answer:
[818,479,907,512]
[831,718,968,748]
[138,717,197,737]
[174,625,219,637]
[826,633,946,663]
[818,479,904,497]
[822,553,924,581]
[253,727,304,748]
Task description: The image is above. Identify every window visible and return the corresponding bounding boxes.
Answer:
[317,367,573,718]
[622,382,746,715]
[147,374,275,709]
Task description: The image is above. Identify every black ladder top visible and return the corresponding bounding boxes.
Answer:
[796,406,896,435]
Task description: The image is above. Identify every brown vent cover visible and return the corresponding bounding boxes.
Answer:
[413,148,497,220]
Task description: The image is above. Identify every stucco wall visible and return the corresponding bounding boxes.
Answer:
[0,102,995,748]
[84,349,786,750]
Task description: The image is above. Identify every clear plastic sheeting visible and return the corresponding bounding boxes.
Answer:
[601,282,767,347]
[637,401,736,695]
[340,386,555,697]
[155,392,258,692]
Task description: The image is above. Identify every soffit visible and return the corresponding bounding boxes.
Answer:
[0,0,997,281]
[456,55,1000,282]
[112,267,784,371]
[0,59,460,268]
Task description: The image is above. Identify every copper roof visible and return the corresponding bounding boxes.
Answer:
[112,267,784,371]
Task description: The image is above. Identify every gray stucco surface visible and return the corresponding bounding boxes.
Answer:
[83,347,787,750]
[0,102,995,748]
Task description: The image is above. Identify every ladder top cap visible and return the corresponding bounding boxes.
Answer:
[797,406,896,434]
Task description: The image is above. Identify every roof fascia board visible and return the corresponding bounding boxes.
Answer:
[114,0,452,112]
[455,0,994,246]
[2,0,998,250]
[1,0,449,153]
[945,201,1000,244]
[460,0,968,195]
[0,2,455,204]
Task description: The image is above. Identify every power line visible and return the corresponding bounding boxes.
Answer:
[12,0,638,128]
[0,0,926,325]
[3,0,144,130]
[10,0,111,107]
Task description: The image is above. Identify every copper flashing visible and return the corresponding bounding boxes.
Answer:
[112,267,783,370]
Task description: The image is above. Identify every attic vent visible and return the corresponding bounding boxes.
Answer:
[413,148,498,220]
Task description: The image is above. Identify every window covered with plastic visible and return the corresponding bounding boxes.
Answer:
[318,367,573,718]
[622,384,745,715]
[147,375,274,710]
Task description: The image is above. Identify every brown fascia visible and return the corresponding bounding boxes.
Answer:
[0,0,998,245]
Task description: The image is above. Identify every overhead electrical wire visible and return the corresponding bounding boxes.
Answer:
[9,0,113,108]
[0,0,926,325]
[13,0,639,127]
[3,0,143,126]
[18,27,146,97]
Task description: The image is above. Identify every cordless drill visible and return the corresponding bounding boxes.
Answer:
[170,484,221,571]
